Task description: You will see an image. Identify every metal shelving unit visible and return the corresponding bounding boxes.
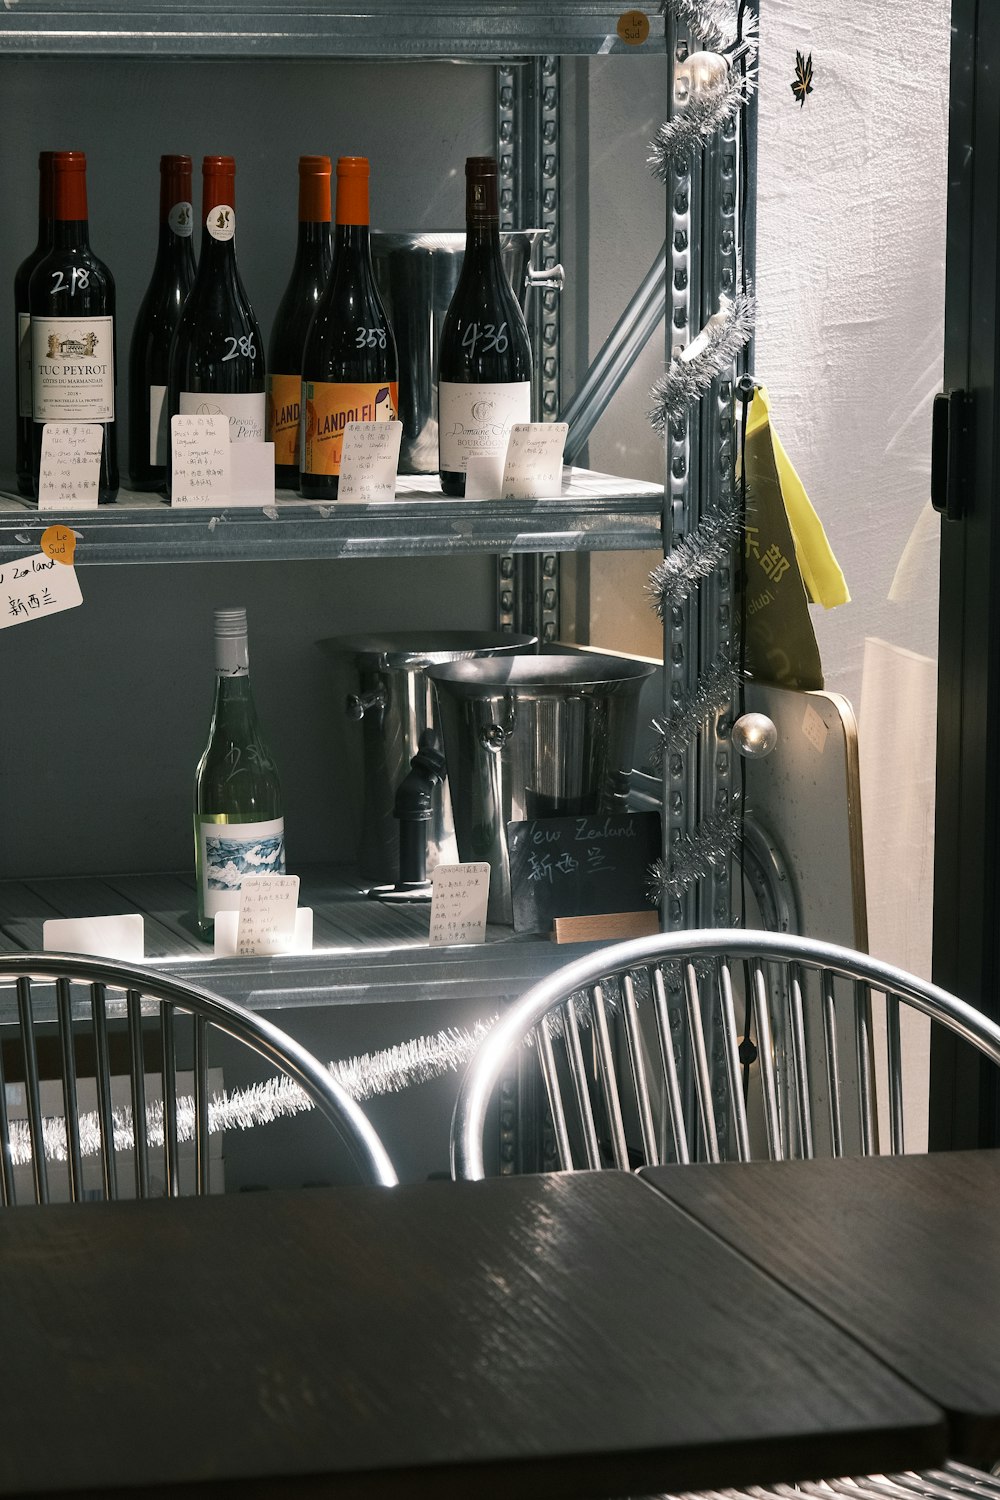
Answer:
[0,3,666,59]
[0,469,663,565]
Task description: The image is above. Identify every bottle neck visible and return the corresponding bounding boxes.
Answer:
[293,218,333,268]
[333,222,371,263]
[51,219,92,251]
[215,631,249,677]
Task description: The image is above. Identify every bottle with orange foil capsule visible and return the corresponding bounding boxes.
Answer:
[166,155,265,498]
[300,156,398,499]
[267,155,332,492]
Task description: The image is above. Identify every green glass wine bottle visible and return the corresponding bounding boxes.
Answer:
[193,607,285,935]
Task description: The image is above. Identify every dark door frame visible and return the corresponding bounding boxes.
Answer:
[931,0,1000,1147]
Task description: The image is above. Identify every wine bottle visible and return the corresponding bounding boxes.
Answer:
[194,607,285,934]
[268,155,333,492]
[14,151,53,498]
[128,155,196,491]
[28,150,119,504]
[438,156,532,498]
[300,155,398,500]
[167,155,265,499]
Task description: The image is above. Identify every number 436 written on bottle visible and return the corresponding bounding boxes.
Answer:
[461,321,509,356]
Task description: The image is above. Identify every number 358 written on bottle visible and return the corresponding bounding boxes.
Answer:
[354,326,387,349]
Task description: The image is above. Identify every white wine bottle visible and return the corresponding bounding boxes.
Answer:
[194,608,284,935]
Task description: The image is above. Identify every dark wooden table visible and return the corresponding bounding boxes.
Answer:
[639,1149,1000,1469]
[0,1170,945,1499]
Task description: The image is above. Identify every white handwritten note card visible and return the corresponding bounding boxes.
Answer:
[501,422,568,500]
[337,421,402,502]
[38,423,103,509]
[235,874,301,956]
[464,452,506,501]
[230,441,276,506]
[171,414,231,506]
[429,862,491,947]
[43,913,144,962]
[0,551,82,630]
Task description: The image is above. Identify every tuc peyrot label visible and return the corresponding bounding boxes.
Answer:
[302,380,399,476]
[267,373,302,467]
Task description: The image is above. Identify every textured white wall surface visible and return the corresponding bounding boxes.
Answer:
[755,0,949,976]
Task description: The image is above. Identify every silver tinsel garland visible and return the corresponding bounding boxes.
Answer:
[647,497,743,615]
[648,15,758,168]
[648,810,744,902]
[659,0,741,50]
[648,291,756,433]
[647,654,743,771]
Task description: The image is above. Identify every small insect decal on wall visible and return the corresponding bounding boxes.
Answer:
[791,51,814,106]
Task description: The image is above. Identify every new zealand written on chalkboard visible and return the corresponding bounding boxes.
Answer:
[506,811,662,934]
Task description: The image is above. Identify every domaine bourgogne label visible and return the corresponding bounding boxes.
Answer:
[31,315,115,422]
[438,381,531,474]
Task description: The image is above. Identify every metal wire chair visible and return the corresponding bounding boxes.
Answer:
[450,928,1000,1500]
[0,952,398,1202]
[451,927,1000,1181]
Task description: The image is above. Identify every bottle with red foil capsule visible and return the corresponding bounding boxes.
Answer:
[300,155,398,500]
[27,150,119,503]
[267,155,332,492]
[128,155,196,491]
[166,155,265,497]
[14,151,53,497]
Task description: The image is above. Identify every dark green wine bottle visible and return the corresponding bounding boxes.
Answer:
[267,155,333,492]
[194,607,285,935]
[128,155,196,491]
[27,150,119,504]
[299,155,399,500]
[14,151,53,497]
[438,156,532,498]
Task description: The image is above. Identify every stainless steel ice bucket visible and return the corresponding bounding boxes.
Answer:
[370,229,562,474]
[319,631,537,888]
[427,654,656,924]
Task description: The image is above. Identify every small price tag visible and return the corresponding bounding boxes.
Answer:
[171,414,231,505]
[501,422,568,500]
[0,550,82,630]
[37,422,103,509]
[337,420,402,502]
[464,452,505,501]
[235,874,300,956]
[429,863,490,948]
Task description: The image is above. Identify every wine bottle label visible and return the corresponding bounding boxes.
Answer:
[149,383,168,464]
[179,391,266,444]
[302,380,399,477]
[196,815,285,919]
[438,382,532,473]
[17,312,31,418]
[215,634,249,676]
[168,201,194,237]
[267,373,301,469]
[206,204,235,242]
[31,315,115,422]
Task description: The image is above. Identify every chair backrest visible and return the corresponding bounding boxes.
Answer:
[0,953,398,1203]
[451,928,1000,1180]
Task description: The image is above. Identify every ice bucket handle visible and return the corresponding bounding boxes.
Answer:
[479,698,517,753]
[346,688,387,721]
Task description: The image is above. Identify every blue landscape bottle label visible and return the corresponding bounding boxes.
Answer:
[197,815,285,918]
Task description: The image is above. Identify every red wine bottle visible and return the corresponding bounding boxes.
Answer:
[128,155,196,491]
[28,150,119,504]
[14,151,53,497]
[267,155,333,492]
[166,155,265,498]
[300,156,398,500]
[438,156,532,498]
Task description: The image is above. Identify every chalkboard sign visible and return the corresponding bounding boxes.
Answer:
[506,811,662,934]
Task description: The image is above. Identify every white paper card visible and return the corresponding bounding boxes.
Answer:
[0,551,82,630]
[429,863,491,947]
[464,452,506,501]
[229,441,276,506]
[37,423,103,508]
[501,421,568,500]
[336,421,402,502]
[43,913,145,962]
[214,905,313,958]
[170,414,231,505]
[234,874,301,956]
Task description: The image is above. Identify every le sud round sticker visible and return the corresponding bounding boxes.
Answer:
[0,526,82,631]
